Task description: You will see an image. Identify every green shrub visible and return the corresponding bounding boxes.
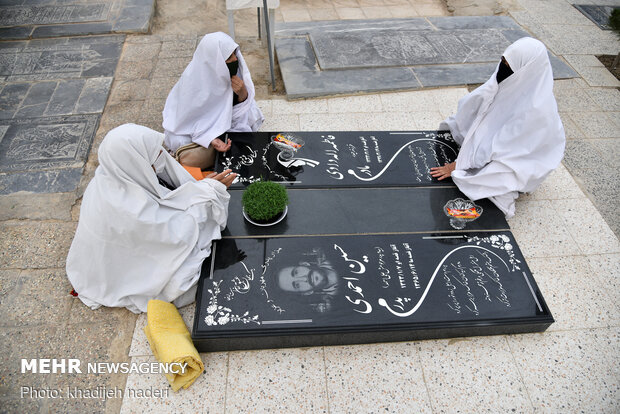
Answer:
[610,8,620,37]
[242,181,289,221]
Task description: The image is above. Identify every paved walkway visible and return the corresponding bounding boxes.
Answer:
[0,0,618,413]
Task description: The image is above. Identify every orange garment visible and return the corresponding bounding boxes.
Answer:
[182,165,212,181]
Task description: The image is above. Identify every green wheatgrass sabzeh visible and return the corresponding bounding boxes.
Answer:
[241,180,289,222]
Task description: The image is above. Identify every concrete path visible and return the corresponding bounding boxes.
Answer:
[0,0,618,413]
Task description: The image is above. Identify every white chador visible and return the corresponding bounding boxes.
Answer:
[162,32,264,152]
[66,124,230,313]
[441,37,565,218]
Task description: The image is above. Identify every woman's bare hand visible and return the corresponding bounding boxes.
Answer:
[210,138,231,153]
[205,169,237,188]
[231,75,248,102]
[430,161,456,180]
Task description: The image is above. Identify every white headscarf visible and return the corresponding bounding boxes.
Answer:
[66,124,230,313]
[162,32,264,152]
[441,37,565,218]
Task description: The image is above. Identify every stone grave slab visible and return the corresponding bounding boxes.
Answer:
[0,36,122,194]
[0,115,98,172]
[0,36,124,82]
[217,131,459,188]
[0,0,154,39]
[193,232,553,351]
[573,5,617,30]
[310,29,516,69]
[224,187,509,238]
[0,115,98,194]
[275,17,578,98]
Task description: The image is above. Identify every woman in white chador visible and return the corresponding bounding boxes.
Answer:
[162,31,264,169]
[430,37,565,218]
[66,124,237,313]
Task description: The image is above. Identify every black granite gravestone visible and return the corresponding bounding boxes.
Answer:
[216,131,458,188]
[193,232,552,351]
[193,130,554,351]
[224,187,508,237]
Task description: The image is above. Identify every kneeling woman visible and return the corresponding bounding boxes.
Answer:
[163,31,264,170]
[66,124,236,313]
[430,37,565,218]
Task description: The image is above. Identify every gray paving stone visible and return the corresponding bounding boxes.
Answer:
[75,77,113,114]
[0,221,76,269]
[0,325,58,403]
[125,0,154,6]
[0,269,73,327]
[112,5,152,32]
[31,22,114,39]
[151,57,191,78]
[428,15,522,30]
[0,115,98,173]
[274,17,434,37]
[275,37,319,73]
[120,42,161,62]
[0,4,111,27]
[1,36,124,81]
[158,38,199,58]
[590,139,620,169]
[114,57,155,80]
[311,29,513,69]
[19,81,57,107]
[282,67,420,99]
[0,192,75,220]
[549,55,579,79]
[88,40,124,61]
[0,167,84,194]
[570,168,620,237]
[0,37,117,198]
[0,0,155,39]
[413,63,498,87]
[0,27,33,40]
[562,139,601,171]
[44,79,85,116]
[0,82,29,119]
[13,81,57,118]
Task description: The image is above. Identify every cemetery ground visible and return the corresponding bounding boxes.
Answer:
[0,0,618,413]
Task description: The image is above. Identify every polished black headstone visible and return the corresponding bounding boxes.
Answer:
[216,131,458,188]
[193,232,553,351]
[224,187,508,237]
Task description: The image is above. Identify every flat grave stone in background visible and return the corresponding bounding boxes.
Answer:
[275,16,578,98]
[573,5,617,30]
[217,131,459,188]
[0,35,124,194]
[0,115,98,194]
[193,232,553,351]
[0,0,155,40]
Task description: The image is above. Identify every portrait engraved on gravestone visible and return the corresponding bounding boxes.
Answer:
[271,247,340,314]
[200,232,546,335]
